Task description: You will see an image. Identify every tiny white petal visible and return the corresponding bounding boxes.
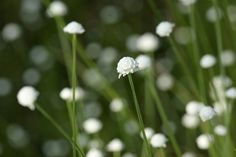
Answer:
[63,21,85,34]
[156,21,175,37]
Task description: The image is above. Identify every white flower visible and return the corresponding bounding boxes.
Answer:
[156,21,175,37]
[185,101,203,115]
[83,118,102,134]
[117,57,139,78]
[226,87,236,99]
[2,23,22,42]
[46,1,67,17]
[86,148,103,157]
[220,50,235,66]
[214,125,227,136]
[156,73,174,91]
[17,86,39,110]
[150,133,168,148]
[206,6,223,22]
[140,127,154,140]
[136,33,159,52]
[179,0,197,6]
[200,54,216,69]
[106,138,124,152]
[63,21,85,34]
[181,114,200,129]
[122,152,136,157]
[199,106,216,122]
[182,152,197,157]
[135,55,151,70]
[110,98,124,112]
[60,87,85,101]
[196,134,213,150]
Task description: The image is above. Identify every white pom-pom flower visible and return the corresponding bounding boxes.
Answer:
[179,0,197,6]
[200,54,216,69]
[199,106,216,122]
[214,125,227,136]
[150,133,168,148]
[196,134,213,150]
[60,87,85,101]
[156,73,174,91]
[117,57,139,78]
[135,55,151,70]
[185,101,203,115]
[182,152,197,157]
[140,127,154,140]
[63,21,85,34]
[110,98,124,112]
[136,33,159,52]
[47,1,67,17]
[220,50,235,67]
[17,86,39,110]
[86,148,103,157]
[106,138,124,152]
[156,21,175,37]
[181,114,200,129]
[226,87,236,99]
[83,118,103,134]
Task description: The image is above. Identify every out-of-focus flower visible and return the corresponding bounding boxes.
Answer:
[206,6,223,22]
[156,73,174,91]
[100,5,121,24]
[117,57,139,78]
[42,139,70,157]
[22,68,41,85]
[200,54,216,69]
[63,21,85,34]
[106,138,124,152]
[150,133,168,148]
[140,127,154,140]
[220,50,235,66]
[110,98,124,112]
[182,152,197,157]
[156,21,175,37]
[196,134,213,150]
[214,125,227,136]
[59,87,85,101]
[17,86,39,110]
[213,102,226,115]
[136,33,159,52]
[185,101,204,115]
[135,55,151,70]
[86,148,103,157]
[122,152,136,157]
[226,87,236,99]
[2,23,22,42]
[179,0,197,6]
[199,106,216,122]
[174,27,193,45]
[181,114,200,129]
[46,1,67,17]
[83,118,103,134]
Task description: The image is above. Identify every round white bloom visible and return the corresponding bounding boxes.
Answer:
[86,148,103,157]
[17,86,39,110]
[83,118,102,134]
[150,133,168,148]
[136,33,159,52]
[214,125,227,136]
[156,21,175,37]
[46,1,67,17]
[59,87,85,101]
[196,134,213,150]
[140,127,155,140]
[181,114,200,129]
[182,152,197,157]
[122,152,136,157]
[199,106,216,122]
[117,57,139,78]
[2,23,22,42]
[185,101,203,115]
[212,75,232,89]
[200,54,216,69]
[206,6,223,22]
[106,138,124,152]
[156,73,174,91]
[135,55,151,70]
[63,21,85,34]
[220,50,235,66]
[110,98,124,112]
[179,0,197,6]
[226,87,236,99]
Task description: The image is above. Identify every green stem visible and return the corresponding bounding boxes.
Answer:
[127,75,153,157]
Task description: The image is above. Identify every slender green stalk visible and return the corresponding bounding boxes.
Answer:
[127,75,153,157]
[149,84,182,157]
[35,105,85,157]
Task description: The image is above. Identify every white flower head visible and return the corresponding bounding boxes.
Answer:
[150,133,168,148]
[110,98,124,112]
[156,73,174,91]
[140,127,154,140]
[2,23,22,42]
[156,21,175,37]
[47,1,67,17]
[106,138,124,152]
[63,21,85,34]
[83,118,103,134]
[220,50,235,66]
[117,57,139,78]
[122,152,136,157]
[86,148,104,157]
[182,152,197,157]
[60,87,85,101]
[185,101,204,115]
[200,54,216,69]
[17,86,39,110]
[196,134,213,150]
[226,87,236,99]
[206,6,223,22]
[181,114,200,129]
[136,33,159,52]
[179,0,197,6]
[135,55,151,70]
[214,125,227,136]
[199,106,216,122]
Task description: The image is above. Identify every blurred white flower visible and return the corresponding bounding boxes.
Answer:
[200,54,216,69]
[88,139,103,149]
[150,133,168,148]
[122,152,136,157]
[110,98,124,112]
[220,50,235,66]
[174,26,193,45]
[182,152,197,157]
[214,125,227,136]
[63,21,85,34]
[2,23,22,41]
[156,73,174,91]
[136,33,159,52]
[59,87,85,101]
[196,134,213,150]
[47,1,67,17]
[83,118,103,134]
[156,21,175,37]
[179,0,197,6]
[140,127,154,140]
[17,86,39,110]
[199,106,216,122]
[42,139,70,157]
[226,87,236,99]
[100,5,121,24]
[86,148,103,157]
[106,138,124,152]
[135,55,151,70]
[0,78,12,96]
[185,101,204,115]
[181,114,200,129]
[206,6,223,22]
[126,34,139,52]
[117,57,139,78]
[23,68,41,85]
